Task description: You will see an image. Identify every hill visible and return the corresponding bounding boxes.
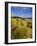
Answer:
[11,17,32,39]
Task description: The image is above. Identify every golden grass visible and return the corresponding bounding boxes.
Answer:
[11,17,32,39]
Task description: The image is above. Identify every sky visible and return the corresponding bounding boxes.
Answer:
[11,6,32,18]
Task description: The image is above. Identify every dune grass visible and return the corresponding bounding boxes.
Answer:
[11,17,32,39]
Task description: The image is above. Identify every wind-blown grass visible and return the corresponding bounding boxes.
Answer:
[11,17,32,39]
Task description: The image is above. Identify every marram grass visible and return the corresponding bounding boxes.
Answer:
[11,17,32,39]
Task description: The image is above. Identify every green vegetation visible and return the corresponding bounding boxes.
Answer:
[11,17,32,39]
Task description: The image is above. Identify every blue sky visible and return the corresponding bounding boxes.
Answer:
[11,6,32,18]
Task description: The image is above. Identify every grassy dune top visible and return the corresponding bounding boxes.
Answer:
[11,17,32,39]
